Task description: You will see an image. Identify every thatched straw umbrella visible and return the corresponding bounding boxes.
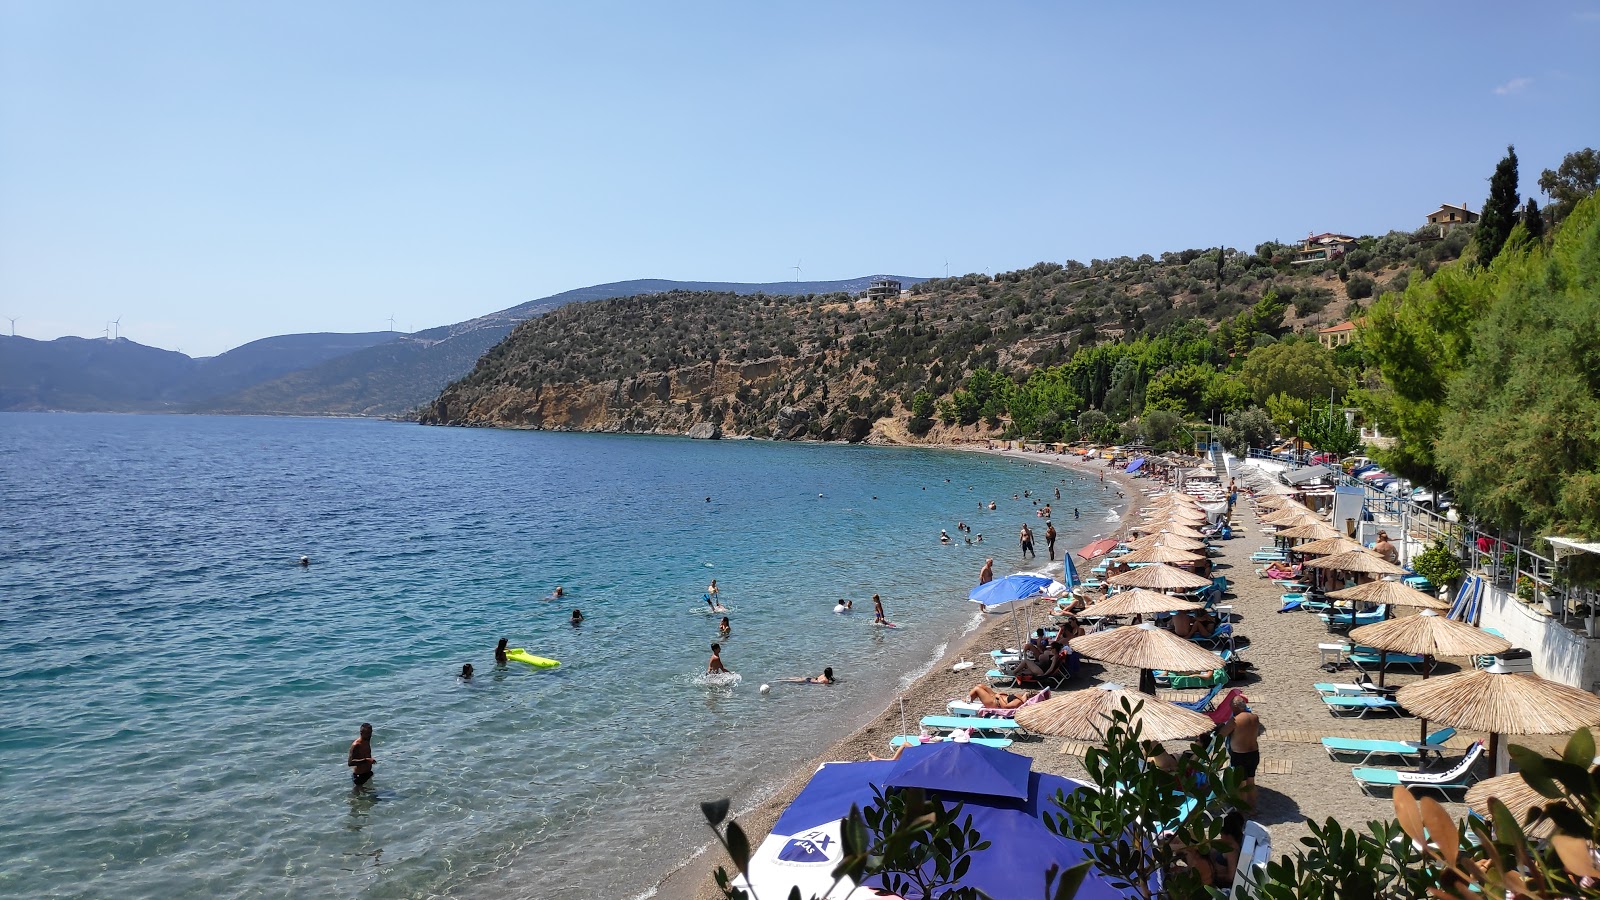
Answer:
[1015,682,1215,743]
[1130,523,1206,540]
[1070,622,1224,694]
[1293,536,1370,557]
[1351,610,1513,720]
[1117,545,1206,566]
[1107,563,1214,592]
[1255,494,1297,509]
[1127,532,1207,552]
[1274,521,1343,542]
[1396,667,1600,774]
[1466,773,1570,838]
[1262,508,1318,527]
[1307,550,1409,630]
[1086,588,1203,618]
[1145,510,1206,526]
[1327,579,1450,611]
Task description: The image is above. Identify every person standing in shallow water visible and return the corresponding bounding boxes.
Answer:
[348,722,376,786]
[978,558,994,585]
[872,593,887,624]
[1045,522,1057,560]
[1019,524,1036,559]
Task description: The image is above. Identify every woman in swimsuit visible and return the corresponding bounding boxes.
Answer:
[718,616,731,637]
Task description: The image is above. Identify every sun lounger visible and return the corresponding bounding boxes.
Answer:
[1348,650,1426,673]
[1322,727,1457,764]
[1351,742,1484,797]
[1313,682,1396,697]
[890,735,1014,749]
[1323,695,1404,717]
[1186,623,1233,648]
[947,688,1051,718]
[919,715,1023,735]
[1231,822,1273,900]
[1171,683,1224,713]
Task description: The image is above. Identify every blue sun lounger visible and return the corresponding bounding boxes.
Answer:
[1172,683,1225,713]
[890,735,1014,749]
[1348,649,1426,673]
[1323,695,1404,717]
[1352,742,1484,797]
[1323,727,1456,764]
[920,715,1024,736]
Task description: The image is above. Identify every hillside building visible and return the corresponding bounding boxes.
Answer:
[865,277,902,301]
[1294,233,1358,265]
[1317,321,1357,349]
[1426,202,1479,237]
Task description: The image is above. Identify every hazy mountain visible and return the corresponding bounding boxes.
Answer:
[1,276,925,415]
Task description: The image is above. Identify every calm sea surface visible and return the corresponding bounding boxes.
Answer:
[0,414,1116,899]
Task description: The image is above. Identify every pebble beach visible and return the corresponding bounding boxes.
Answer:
[655,447,1509,900]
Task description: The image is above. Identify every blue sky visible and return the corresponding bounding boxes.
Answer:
[2,2,1596,356]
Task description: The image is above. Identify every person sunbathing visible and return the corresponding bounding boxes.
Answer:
[967,683,1026,709]
[1143,740,1178,773]
[1056,617,1085,642]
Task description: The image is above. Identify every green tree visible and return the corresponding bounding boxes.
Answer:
[1076,408,1109,441]
[1434,194,1600,537]
[1538,146,1599,223]
[1265,393,1311,434]
[1524,197,1546,244]
[1143,363,1214,417]
[1297,402,1363,459]
[1239,340,1346,405]
[907,390,936,437]
[1231,406,1276,452]
[1475,144,1521,262]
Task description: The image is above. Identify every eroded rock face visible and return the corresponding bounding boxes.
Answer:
[775,405,811,440]
[842,416,872,443]
[686,422,722,440]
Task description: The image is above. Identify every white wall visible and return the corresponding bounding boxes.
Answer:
[1478,580,1600,689]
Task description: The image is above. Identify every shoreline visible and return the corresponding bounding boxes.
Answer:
[647,448,1152,900]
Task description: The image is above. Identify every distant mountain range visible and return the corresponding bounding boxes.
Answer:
[0,276,926,416]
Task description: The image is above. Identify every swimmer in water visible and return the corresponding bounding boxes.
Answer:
[940,530,951,543]
[833,598,853,613]
[789,667,835,685]
[719,616,731,636]
[988,501,997,511]
[872,593,887,625]
[495,638,509,665]
[299,555,310,567]
[571,609,584,625]
[546,585,564,601]
[707,642,731,675]
[460,663,474,680]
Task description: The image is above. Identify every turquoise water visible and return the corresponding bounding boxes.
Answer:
[0,414,1114,899]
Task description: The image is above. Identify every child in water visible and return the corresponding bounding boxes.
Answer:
[707,642,731,675]
[719,616,731,636]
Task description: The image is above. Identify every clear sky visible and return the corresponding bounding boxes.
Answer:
[2,2,1596,356]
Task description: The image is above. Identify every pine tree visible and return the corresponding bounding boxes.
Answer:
[1475,144,1520,262]
[1523,197,1545,243]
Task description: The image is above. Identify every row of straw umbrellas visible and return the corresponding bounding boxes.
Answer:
[1016,487,1600,832]
[1254,488,1600,826]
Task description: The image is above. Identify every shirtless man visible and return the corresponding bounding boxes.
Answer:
[348,722,376,786]
[1045,523,1057,560]
[1373,531,1400,565]
[872,594,887,625]
[1019,524,1036,559]
[978,558,994,585]
[1217,694,1261,810]
[707,642,731,675]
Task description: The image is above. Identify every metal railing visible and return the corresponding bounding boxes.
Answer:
[1240,448,1591,633]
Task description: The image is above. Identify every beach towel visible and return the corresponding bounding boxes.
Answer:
[1278,599,1303,613]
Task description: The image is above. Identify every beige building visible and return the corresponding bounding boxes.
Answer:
[1426,202,1479,237]
[1318,321,1356,349]
[1295,232,1359,265]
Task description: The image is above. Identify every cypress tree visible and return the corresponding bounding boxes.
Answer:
[1475,144,1520,262]
[1523,197,1546,243]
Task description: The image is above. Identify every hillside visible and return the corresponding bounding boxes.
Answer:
[423,227,1469,440]
[1,276,922,415]
[193,276,926,417]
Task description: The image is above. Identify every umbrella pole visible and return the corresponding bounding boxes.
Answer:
[1138,667,1156,695]
[1419,656,1433,744]
[1489,732,1501,777]
[1377,649,1387,687]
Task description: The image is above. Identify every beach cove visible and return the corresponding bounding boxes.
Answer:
[0,414,1123,900]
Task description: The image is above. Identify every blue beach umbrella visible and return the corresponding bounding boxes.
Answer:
[968,574,1055,608]
[885,740,1031,800]
[1064,553,1080,590]
[734,748,1125,899]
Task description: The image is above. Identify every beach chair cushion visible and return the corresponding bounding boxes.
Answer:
[1322,728,1456,763]
[891,735,1013,749]
[1352,743,1483,793]
[920,715,1023,733]
[1323,696,1402,716]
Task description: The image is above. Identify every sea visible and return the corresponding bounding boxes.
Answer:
[0,413,1118,899]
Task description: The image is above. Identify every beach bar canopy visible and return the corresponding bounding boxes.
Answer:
[1283,465,1338,485]
[733,744,1125,900]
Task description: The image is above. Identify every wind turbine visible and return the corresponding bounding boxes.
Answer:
[112,315,122,340]
[792,260,801,283]
[387,314,397,332]
[4,316,15,337]
[944,259,949,278]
